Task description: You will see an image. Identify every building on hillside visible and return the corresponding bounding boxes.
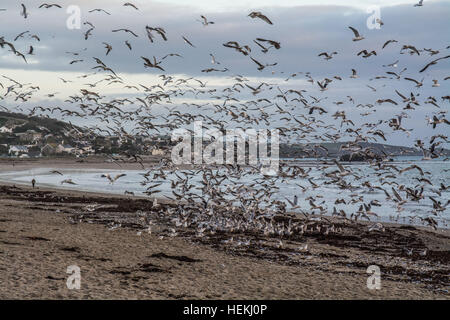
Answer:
[78,145,93,155]
[17,130,42,143]
[28,150,42,158]
[151,148,166,156]
[0,126,13,133]
[41,144,57,156]
[57,144,75,154]
[9,145,29,156]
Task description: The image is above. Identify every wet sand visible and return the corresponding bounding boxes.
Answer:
[0,158,449,299]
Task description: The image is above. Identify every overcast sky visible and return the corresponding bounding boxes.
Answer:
[0,0,449,147]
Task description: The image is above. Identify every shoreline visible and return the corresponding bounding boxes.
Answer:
[0,158,448,230]
[0,181,449,299]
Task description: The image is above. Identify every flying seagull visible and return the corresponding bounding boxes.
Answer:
[318,52,337,60]
[419,55,450,73]
[382,39,398,49]
[20,4,28,18]
[101,173,127,184]
[112,28,139,37]
[348,26,364,41]
[198,15,214,26]
[182,36,195,47]
[248,11,273,25]
[39,3,62,9]
[123,2,139,10]
[89,8,111,15]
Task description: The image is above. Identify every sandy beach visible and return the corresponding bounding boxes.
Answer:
[0,158,449,300]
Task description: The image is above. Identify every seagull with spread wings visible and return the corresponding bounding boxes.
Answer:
[123,2,139,10]
[39,3,62,9]
[89,8,111,15]
[198,15,214,26]
[248,11,273,25]
[101,173,127,184]
[348,26,364,41]
[419,55,450,73]
[112,28,139,37]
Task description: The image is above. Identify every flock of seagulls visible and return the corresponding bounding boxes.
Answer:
[0,2,449,245]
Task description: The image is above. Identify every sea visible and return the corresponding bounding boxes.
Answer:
[0,156,448,228]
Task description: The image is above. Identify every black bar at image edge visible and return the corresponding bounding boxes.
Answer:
[0,300,447,318]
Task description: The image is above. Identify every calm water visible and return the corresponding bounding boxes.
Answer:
[1,157,448,227]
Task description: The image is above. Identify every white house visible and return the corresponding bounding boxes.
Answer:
[152,148,165,156]
[57,144,75,154]
[9,145,29,156]
[0,126,12,133]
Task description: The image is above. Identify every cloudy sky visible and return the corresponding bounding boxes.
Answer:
[0,0,449,147]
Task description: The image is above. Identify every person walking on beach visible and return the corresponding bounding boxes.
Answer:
[31,178,36,188]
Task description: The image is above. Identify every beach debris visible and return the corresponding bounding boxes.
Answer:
[368,223,385,232]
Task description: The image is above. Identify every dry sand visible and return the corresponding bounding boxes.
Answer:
[0,158,449,299]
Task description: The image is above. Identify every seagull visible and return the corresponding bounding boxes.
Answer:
[101,173,127,184]
[141,56,165,71]
[419,55,450,73]
[14,31,30,41]
[404,77,424,88]
[38,3,62,9]
[123,2,139,10]
[383,59,399,67]
[103,42,112,55]
[198,15,214,26]
[348,26,364,41]
[401,45,420,56]
[382,40,398,49]
[248,11,273,25]
[112,28,139,37]
[20,4,28,18]
[210,53,220,64]
[182,36,195,47]
[414,0,424,7]
[357,49,377,58]
[89,8,111,15]
[350,69,358,78]
[318,52,337,60]
[255,38,280,49]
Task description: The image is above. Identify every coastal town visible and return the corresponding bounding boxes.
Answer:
[0,111,171,158]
